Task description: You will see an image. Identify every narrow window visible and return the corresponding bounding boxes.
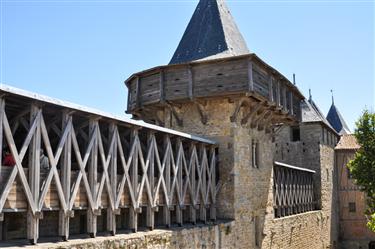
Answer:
[290,126,300,142]
[322,127,325,143]
[252,140,259,168]
[349,202,356,213]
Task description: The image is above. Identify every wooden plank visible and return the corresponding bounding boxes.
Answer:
[163,135,171,227]
[59,112,72,241]
[248,60,254,92]
[129,129,138,232]
[107,123,117,235]
[188,65,193,100]
[87,120,98,238]
[27,104,41,244]
[290,91,294,116]
[276,80,281,107]
[0,98,3,175]
[175,139,183,226]
[146,132,155,230]
[269,77,274,102]
[189,143,197,224]
[135,76,141,108]
[160,70,165,103]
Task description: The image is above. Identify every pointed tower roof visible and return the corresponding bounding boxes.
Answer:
[301,90,337,134]
[169,0,249,65]
[327,103,351,135]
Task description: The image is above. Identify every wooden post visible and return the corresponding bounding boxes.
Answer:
[146,131,155,230]
[248,60,254,92]
[276,80,281,107]
[107,123,117,235]
[59,111,72,241]
[268,76,274,102]
[160,70,165,103]
[135,76,141,108]
[199,144,207,223]
[27,104,41,245]
[283,87,287,112]
[209,146,216,221]
[129,129,138,232]
[189,142,196,224]
[188,65,194,100]
[0,97,4,175]
[87,119,98,238]
[175,138,183,226]
[290,92,294,116]
[163,135,171,227]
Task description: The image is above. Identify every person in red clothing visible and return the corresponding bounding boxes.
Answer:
[3,149,15,166]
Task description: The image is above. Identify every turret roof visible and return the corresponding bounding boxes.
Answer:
[169,0,249,65]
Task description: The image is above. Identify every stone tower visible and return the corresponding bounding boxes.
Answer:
[125,0,337,248]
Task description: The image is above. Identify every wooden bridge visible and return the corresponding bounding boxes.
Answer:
[0,86,217,244]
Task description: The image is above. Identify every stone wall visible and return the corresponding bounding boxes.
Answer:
[161,98,337,249]
[274,123,339,248]
[1,221,236,249]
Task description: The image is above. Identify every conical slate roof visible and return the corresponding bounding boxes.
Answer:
[327,103,351,135]
[169,0,249,65]
[301,91,336,133]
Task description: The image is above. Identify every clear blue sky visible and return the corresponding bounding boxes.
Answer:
[0,0,374,131]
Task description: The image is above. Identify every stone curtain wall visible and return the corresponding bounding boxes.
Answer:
[160,98,336,249]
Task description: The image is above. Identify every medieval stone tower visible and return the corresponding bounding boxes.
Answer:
[125,0,337,248]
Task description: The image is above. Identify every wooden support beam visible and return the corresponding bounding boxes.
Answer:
[167,104,183,127]
[27,104,41,245]
[59,111,72,241]
[230,97,249,123]
[160,69,165,103]
[163,135,171,227]
[276,80,281,107]
[135,76,141,108]
[209,147,216,221]
[107,123,117,235]
[0,98,4,174]
[189,142,197,224]
[283,86,287,112]
[194,101,208,125]
[290,92,294,116]
[175,138,183,226]
[199,144,207,224]
[87,120,98,238]
[247,60,254,92]
[129,129,138,232]
[251,110,270,129]
[241,102,263,125]
[269,76,274,103]
[146,131,155,230]
[188,65,193,100]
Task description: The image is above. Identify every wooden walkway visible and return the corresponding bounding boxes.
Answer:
[0,85,217,244]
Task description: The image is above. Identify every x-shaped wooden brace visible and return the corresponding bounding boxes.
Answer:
[68,127,97,211]
[115,130,136,209]
[95,125,115,210]
[37,115,70,211]
[152,136,169,207]
[205,150,215,205]
[169,141,182,207]
[134,135,153,207]
[0,110,40,214]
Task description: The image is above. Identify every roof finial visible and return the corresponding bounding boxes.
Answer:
[331,89,334,105]
[309,88,312,101]
[293,73,296,85]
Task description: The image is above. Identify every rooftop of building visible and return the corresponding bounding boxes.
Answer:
[335,134,360,150]
[326,97,351,135]
[169,0,249,64]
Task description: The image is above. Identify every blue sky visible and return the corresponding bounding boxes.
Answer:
[0,0,374,131]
